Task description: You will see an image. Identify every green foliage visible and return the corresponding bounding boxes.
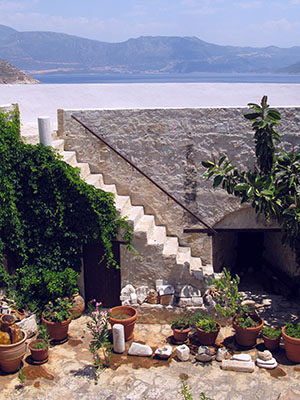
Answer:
[235,314,259,329]
[285,321,300,338]
[43,297,72,322]
[37,324,49,342]
[171,311,193,330]
[179,379,214,400]
[30,339,48,350]
[262,326,281,339]
[0,110,132,312]
[17,367,26,385]
[202,96,300,266]
[194,313,218,333]
[210,267,242,318]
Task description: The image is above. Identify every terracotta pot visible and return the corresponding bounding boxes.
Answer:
[262,334,281,351]
[41,314,72,342]
[11,308,26,322]
[109,306,138,341]
[172,327,191,343]
[70,293,85,319]
[0,329,27,373]
[282,325,300,363]
[232,314,264,347]
[0,314,23,344]
[29,339,49,362]
[196,322,221,346]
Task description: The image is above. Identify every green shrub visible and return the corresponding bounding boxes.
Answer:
[262,326,281,339]
[0,110,132,313]
[285,321,300,338]
[194,313,218,333]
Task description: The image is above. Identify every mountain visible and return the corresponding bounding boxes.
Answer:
[277,60,300,74]
[0,59,39,84]
[0,24,300,75]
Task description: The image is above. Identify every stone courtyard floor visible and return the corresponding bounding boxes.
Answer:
[1,293,300,400]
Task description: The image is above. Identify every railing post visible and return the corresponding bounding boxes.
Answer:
[38,116,52,146]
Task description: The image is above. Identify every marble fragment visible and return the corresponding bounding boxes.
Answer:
[176,344,190,361]
[136,286,149,305]
[221,360,255,372]
[16,314,38,338]
[256,358,278,369]
[128,342,153,357]
[155,345,173,359]
[233,353,252,362]
[216,348,228,362]
[196,346,213,362]
[257,350,273,361]
[113,324,125,354]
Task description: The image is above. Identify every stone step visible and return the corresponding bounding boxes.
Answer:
[76,162,91,180]
[125,205,144,230]
[148,225,166,246]
[115,195,131,215]
[176,246,191,265]
[52,139,65,152]
[62,151,77,165]
[163,236,179,257]
[85,173,104,189]
[135,215,155,242]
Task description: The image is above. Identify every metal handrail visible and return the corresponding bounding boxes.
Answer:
[71,114,216,234]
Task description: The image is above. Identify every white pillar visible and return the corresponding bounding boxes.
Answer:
[112,324,125,353]
[38,117,52,146]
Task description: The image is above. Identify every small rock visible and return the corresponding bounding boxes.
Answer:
[16,314,38,338]
[157,285,175,296]
[203,294,215,307]
[128,342,152,357]
[145,289,159,304]
[257,359,278,369]
[256,357,277,365]
[233,353,252,362]
[130,292,138,305]
[176,344,190,361]
[136,286,149,305]
[191,296,204,306]
[122,299,131,306]
[155,345,173,359]
[195,346,213,362]
[176,284,201,298]
[257,350,273,361]
[216,348,228,362]
[121,284,136,296]
[221,360,255,372]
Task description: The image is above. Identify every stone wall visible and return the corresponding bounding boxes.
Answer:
[57,106,300,277]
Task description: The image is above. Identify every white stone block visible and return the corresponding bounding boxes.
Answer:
[113,324,125,354]
[177,284,201,298]
[157,285,175,296]
[216,348,228,362]
[191,296,203,306]
[121,284,136,297]
[155,345,173,359]
[221,360,255,372]
[178,298,193,307]
[128,342,153,357]
[130,292,138,305]
[176,344,190,361]
[16,314,38,338]
[233,353,252,362]
[136,286,149,305]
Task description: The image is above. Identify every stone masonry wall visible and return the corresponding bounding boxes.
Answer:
[57,106,300,275]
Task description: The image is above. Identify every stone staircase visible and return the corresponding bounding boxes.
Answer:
[21,126,214,290]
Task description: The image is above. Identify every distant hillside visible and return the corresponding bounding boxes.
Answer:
[0,59,39,84]
[277,60,300,74]
[1,24,300,75]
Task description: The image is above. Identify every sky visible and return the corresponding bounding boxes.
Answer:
[0,0,300,48]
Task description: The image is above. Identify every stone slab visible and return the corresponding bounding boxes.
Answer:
[221,360,255,372]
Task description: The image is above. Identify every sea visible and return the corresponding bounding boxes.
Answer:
[31,72,300,85]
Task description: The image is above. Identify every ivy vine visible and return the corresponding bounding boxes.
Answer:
[202,96,300,267]
[0,109,133,312]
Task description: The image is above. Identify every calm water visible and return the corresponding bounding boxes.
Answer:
[32,72,300,85]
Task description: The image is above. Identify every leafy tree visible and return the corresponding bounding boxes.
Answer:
[202,96,300,266]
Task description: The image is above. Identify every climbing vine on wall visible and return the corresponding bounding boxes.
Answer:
[0,109,133,312]
[202,96,300,267]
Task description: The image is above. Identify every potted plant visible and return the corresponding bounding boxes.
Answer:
[282,320,300,363]
[262,326,281,351]
[170,312,193,343]
[232,306,264,347]
[194,313,221,346]
[29,325,49,363]
[0,314,27,373]
[109,305,138,341]
[41,297,72,342]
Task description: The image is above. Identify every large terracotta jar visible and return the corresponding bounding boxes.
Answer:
[69,293,85,319]
[282,326,300,363]
[109,306,138,341]
[232,314,264,347]
[196,322,221,346]
[0,329,27,373]
[41,314,72,342]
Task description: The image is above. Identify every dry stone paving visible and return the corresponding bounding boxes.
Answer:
[0,295,300,400]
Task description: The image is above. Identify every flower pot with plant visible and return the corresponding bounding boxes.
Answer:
[194,313,221,346]
[232,306,264,347]
[109,305,138,341]
[282,321,300,363]
[170,312,193,343]
[29,325,49,363]
[41,298,72,342]
[262,326,281,351]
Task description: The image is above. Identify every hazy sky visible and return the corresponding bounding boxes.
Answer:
[0,0,300,48]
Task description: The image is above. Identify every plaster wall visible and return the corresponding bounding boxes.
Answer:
[57,106,300,276]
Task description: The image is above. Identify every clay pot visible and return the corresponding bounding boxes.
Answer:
[0,330,27,373]
[232,314,264,347]
[109,306,138,341]
[282,325,300,363]
[0,314,23,344]
[11,308,26,322]
[196,322,221,346]
[29,339,49,362]
[41,314,72,342]
[70,293,85,319]
[172,327,191,343]
[262,334,281,351]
